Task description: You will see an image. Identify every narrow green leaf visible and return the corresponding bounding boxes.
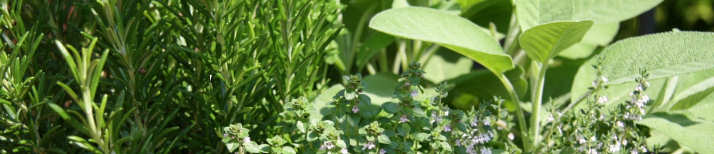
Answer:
[54,40,79,81]
[48,103,71,120]
[519,21,593,62]
[369,7,513,73]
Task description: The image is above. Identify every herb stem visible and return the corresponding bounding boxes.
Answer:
[495,73,529,152]
[529,62,548,151]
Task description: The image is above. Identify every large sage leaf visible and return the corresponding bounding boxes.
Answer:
[638,113,714,152]
[519,21,593,63]
[559,22,620,59]
[571,32,714,106]
[423,50,473,84]
[447,67,528,109]
[516,0,662,30]
[369,7,513,73]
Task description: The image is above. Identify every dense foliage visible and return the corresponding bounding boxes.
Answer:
[1,0,713,153]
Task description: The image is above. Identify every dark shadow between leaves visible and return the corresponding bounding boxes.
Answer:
[646,112,698,127]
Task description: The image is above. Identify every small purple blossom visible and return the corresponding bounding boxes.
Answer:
[481,148,492,154]
[362,141,376,150]
[470,119,479,127]
[399,115,409,123]
[444,125,452,132]
[243,137,251,143]
[379,149,386,154]
[410,90,418,98]
[341,148,349,154]
[320,141,335,150]
[352,105,359,113]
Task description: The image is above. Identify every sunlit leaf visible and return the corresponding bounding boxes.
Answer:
[370,7,513,73]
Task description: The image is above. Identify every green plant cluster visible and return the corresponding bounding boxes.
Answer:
[222,64,516,153]
[2,0,714,153]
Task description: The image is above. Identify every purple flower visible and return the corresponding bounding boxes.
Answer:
[341,148,349,154]
[481,148,492,154]
[379,149,386,154]
[362,141,376,150]
[444,125,452,132]
[410,90,418,98]
[470,119,479,127]
[320,141,335,150]
[352,105,359,113]
[399,115,409,123]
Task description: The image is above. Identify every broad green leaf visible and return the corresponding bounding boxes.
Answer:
[309,74,399,122]
[370,7,513,73]
[458,0,500,17]
[466,0,513,34]
[447,66,527,109]
[309,85,344,123]
[543,58,587,102]
[392,0,410,8]
[677,100,714,122]
[519,21,593,62]
[457,0,486,13]
[516,0,662,30]
[638,113,714,153]
[423,50,472,83]
[378,134,392,144]
[355,32,394,69]
[669,70,714,110]
[361,73,400,105]
[244,142,269,153]
[559,22,620,59]
[571,32,714,104]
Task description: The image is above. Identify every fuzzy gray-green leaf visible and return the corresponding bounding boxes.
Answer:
[516,0,662,30]
[571,31,714,105]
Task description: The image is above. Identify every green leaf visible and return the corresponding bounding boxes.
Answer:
[361,73,400,105]
[669,76,714,110]
[281,146,296,154]
[447,66,527,109]
[68,136,101,153]
[309,85,343,123]
[571,32,714,104]
[309,74,399,122]
[414,132,429,141]
[678,100,714,122]
[516,0,662,30]
[225,142,239,152]
[244,142,269,153]
[392,0,410,8]
[48,103,70,120]
[519,21,593,62]
[423,50,472,83]
[355,32,395,69]
[378,134,392,144]
[559,22,620,59]
[638,113,714,153]
[370,7,513,73]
